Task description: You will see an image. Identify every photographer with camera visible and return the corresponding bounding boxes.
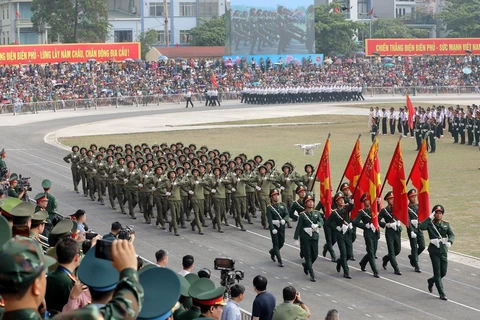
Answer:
[272,286,311,320]
[118,225,135,243]
[102,221,122,241]
[6,173,27,200]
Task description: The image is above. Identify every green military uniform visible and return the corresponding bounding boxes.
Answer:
[187,168,211,234]
[230,167,251,230]
[208,167,231,233]
[41,179,58,223]
[316,200,337,262]
[112,158,128,214]
[419,205,455,300]
[426,119,437,153]
[0,236,56,320]
[371,120,379,142]
[176,167,191,227]
[94,154,107,205]
[414,119,423,150]
[294,194,323,282]
[466,113,474,145]
[104,156,118,209]
[406,189,425,273]
[278,163,300,212]
[152,168,169,229]
[327,192,354,279]
[139,164,155,223]
[63,146,81,193]
[81,151,97,200]
[124,161,141,219]
[45,262,78,314]
[6,173,20,198]
[166,171,189,236]
[300,164,316,193]
[352,193,380,277]
[267,189,289,267]
[378,192,402,275]
[253,165,279,229]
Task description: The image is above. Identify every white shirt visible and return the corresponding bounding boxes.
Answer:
[178,269,190,277]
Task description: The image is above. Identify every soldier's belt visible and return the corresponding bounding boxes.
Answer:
[272,220,280,227]
[303,227,313,237]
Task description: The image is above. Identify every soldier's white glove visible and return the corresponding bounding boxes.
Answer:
[173,182,177,186]
[348,223,353,230]
[255,186,261,191]
[377,198,381,204]
[195,180,199,184]
[92,169,97,173]
[211,189,217,194]
[144,175,148,179]
[151,187,156,191]
[342,224,349,234]
[349,199,354,205]
[236,178,241,182]
[123,179,128,183]
[262,177,267,181]
[231,188,236,192]
[217,179,222,183]
[286,177,290,181]
[429,212,435,220]
[232,173,236,176]
[308,176,314,180]
[104,173,108,178]
[280,219,286,225]
[294,240,300,246]
[77,165,81,169]
[411,219,418,228]
[430,238,440,248]
[114,177,118,181]
[138,184,143,188]
[336,226,342,232]
[84,167,88,171]
[166,192,171,196]
[410,231,417,239]
[280,186,285,191]
[188,190,194,195]
[446,242,452,249]
[272,229,278,235]
[365,223,371,229]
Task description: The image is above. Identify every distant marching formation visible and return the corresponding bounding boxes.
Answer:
[63,138,454,301]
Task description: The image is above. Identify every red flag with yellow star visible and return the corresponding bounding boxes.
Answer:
[344,138,363,218]
[316,137,332,218]
[359,139,380,230]
[409,140,430,222]
[386,141,409,227]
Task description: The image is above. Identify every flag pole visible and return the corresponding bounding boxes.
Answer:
[379,134,403,197]
[406,138,427,185]
[310,132,331,193]
[336,133,362,192]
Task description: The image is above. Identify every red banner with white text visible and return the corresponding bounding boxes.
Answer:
[366,38,480,56]
[0,42,140,65]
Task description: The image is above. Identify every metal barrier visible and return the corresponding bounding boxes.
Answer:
[2,86,479,115]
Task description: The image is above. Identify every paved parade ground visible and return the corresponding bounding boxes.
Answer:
[1,94,480,319]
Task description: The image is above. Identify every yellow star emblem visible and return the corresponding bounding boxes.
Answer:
[352,174,359,187]
[420,177,429,194]
[321,177,330,191]
[400,179,407,194]
[369,180,376,199]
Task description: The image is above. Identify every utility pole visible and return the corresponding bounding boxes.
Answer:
[164,0,169,47]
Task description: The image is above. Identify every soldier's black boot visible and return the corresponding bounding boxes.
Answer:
[440,294,448,301]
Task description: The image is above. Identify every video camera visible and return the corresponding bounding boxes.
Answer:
[118,225,135,241]
[0,167,7,181]
[16,174,32,192]
[214,258,244,298]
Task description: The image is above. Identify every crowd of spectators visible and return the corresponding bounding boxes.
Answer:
[0,53,479,113]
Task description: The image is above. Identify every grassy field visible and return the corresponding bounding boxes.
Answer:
[60,114,480,257]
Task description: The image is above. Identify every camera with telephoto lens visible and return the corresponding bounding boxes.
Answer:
[16,174,32,192]
[214,258,244,298]
[0,167,7,181]
[118,225,135,241]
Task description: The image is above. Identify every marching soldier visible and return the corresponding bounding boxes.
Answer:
[419,205,455,301]
[406,189,425,273]
[414,115,423,150]
[113,157,128,214]
[209,166,231,232]
[230,167,249,231]
[105,155,118,210]
[352,193,380,278]
[267,189,288,267]
[82,150,97,201]
[243,162,257,223]
[125,160,141,219]
[289,185,307,222]
[78,147,88,196]
[166,170,188,236]
[466,111,475,145]
[188,166,211,235]
[176,166,190,228]
[152,166,168,230]
[378,191,402,275]
[427,117,437,153]
[294,194,323,282]
[254,164,278,229]
[338,182,356,261]
[94,153,107,205]
[327,192,354,279]
[63,145,81,193]
[139,163,155,224]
